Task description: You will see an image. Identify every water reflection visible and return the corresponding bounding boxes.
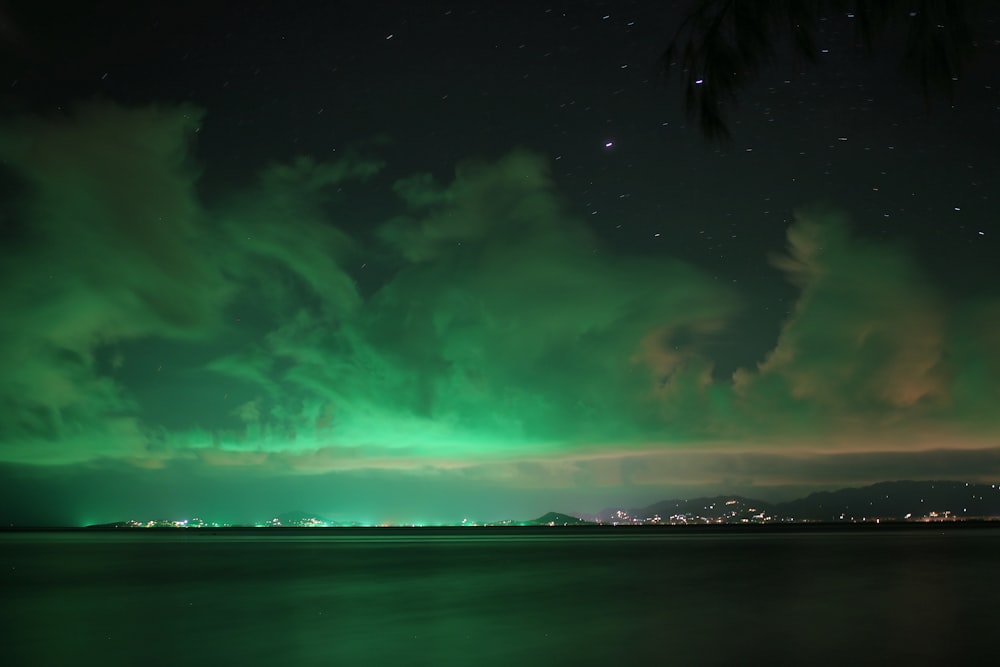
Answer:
[2,528,998,665]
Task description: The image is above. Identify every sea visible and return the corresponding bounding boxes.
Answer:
[2,525,998,666]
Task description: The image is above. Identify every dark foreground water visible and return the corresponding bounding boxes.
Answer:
[2,525,998,666]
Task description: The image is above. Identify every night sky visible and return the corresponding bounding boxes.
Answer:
[1,1,999,526]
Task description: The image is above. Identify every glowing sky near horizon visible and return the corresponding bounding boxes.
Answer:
[0,1,998,524]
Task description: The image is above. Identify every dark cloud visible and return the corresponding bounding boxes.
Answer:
[759,210,947,411]
[730,209,1000,444]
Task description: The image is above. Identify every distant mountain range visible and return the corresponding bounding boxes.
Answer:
[83,481,1000,529]
[582,480,1000,524]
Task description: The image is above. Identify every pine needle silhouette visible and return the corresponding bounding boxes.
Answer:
[662,0,977,143]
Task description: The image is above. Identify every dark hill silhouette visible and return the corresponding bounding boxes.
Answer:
[773,480,1000,521]
[526,512,593,526]
[588,480,1000,523]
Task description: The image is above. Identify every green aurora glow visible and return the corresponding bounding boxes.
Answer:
[1,101,999,526]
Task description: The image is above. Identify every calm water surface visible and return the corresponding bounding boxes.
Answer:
[2,526,998,665]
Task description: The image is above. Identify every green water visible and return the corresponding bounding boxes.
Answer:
[2,527,997,665]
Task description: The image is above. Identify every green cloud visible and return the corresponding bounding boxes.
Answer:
[0,103,383,464]
[0,102,225,463]
[2,103,999,477]
[201,149,738,459]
